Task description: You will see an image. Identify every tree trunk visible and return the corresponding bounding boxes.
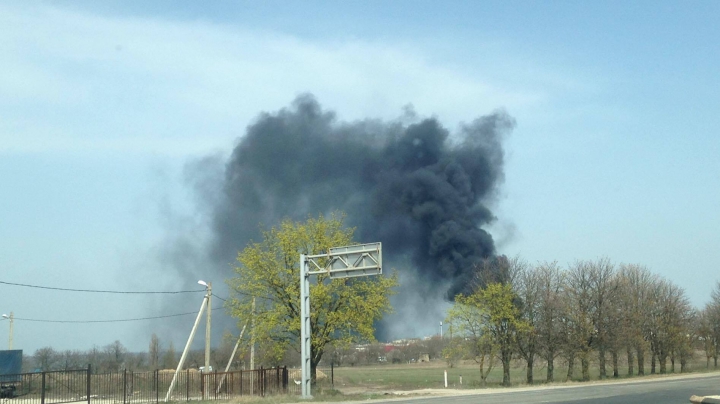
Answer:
[680,353,688,373]
[637,347,645,376]
[612,350,619,378]
[627,348,634,376]
[598,347,606,379]
[566,353,575,382]
[502,350,512,387]
[659,355,667,374]
[546,353,554,383]
[311,349,324,387]
[526,354,534,385]
[311,361,318,386]
[581,352,590,382]
[651,353,656,374]
[670,352,675,373]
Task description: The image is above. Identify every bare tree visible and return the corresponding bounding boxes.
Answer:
[102,340,127,372]
[616,264,656,376]
[565,260,596,381]
[677,308,697,373]
[125,352,147,371]
[698,306,718,368]
[708,281,720,368]
[85,345,101,373]
[149,333,161,370]
[644,278,693,374]
[513,259,542,384]
[162,341,177,369]
[34,347,59,371]
[59,350,83,370]
[586,258,616,379]
[535,261,566,382]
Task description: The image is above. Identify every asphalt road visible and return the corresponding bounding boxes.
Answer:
[360,373,720,404]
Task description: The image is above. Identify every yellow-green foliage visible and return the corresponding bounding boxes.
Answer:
[228,213,398,367]
[445,282,529,385]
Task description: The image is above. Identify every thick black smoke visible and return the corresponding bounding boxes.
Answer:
[205,94,514,300]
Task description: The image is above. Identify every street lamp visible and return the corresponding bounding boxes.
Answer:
[2,312,13,349]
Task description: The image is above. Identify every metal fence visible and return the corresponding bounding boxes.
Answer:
[0,366,289,404]
[1,369,88,404]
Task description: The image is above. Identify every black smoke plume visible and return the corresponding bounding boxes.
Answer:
[201,94,514,302]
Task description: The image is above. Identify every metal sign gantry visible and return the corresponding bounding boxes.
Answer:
[299,242,382,399]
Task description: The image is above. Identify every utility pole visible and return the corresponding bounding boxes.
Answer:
[249,298,255,370]
[217,322,247,393]
[165,293,208,402]
[205,282,212,374]
[2,312,14,350]
[249,297,256,395]
[440,321,443,339]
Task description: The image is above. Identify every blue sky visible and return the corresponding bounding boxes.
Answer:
[1,1,719,353]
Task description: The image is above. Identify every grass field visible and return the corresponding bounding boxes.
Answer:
[186,355,720,403]
[313,354,719,392]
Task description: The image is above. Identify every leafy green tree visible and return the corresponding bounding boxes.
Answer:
[448,282,528,386]
[444,294,497,385]
[228,213,397,384]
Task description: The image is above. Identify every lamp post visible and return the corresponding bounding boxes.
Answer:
[2,312,13,350]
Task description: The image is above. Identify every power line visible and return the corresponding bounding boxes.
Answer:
[0,280,205,294]
[13,307,224,324]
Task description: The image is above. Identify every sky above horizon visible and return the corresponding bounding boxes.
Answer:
[1,1,719,354]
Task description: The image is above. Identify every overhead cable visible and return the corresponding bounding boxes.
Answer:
[13,307,224,324]
[0,280,204,294]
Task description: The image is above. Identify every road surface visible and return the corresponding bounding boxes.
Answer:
[346,373,720,404]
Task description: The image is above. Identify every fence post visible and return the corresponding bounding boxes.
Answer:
[155,370,159,404]
[283,366,288,394]
[41,371,46,404]
[185,369,190,402]
[123,369,127,404]
[130,371,134,401]
[276,367,280,394]
[239,369,243,396]
[86,365,92,404]
[213,371,217,400]
[260,366,265,397]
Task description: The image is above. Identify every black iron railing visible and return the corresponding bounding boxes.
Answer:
[0,366,289,403]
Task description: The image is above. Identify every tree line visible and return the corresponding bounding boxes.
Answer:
[444,256,720,386]
[25,333,241,374]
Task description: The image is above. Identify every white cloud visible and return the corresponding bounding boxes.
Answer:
[0,3,557,156]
